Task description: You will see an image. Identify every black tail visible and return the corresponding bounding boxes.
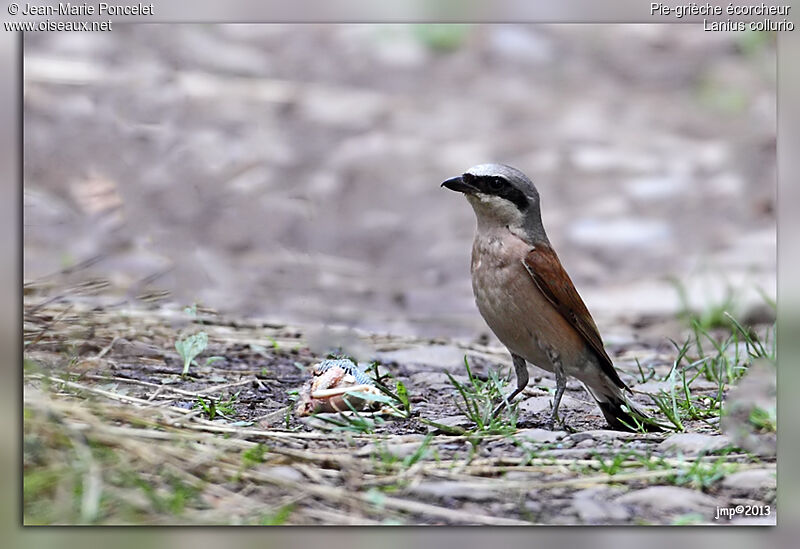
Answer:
[587,385,664,432]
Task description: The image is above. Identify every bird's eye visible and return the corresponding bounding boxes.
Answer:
[488,177,505,191]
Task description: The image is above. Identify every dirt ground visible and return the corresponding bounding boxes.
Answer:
[23,25,776,525]
[23,289,776,525]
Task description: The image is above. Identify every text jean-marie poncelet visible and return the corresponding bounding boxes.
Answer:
[19,2,154,16]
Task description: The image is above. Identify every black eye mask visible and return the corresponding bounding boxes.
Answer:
[471,175,529,211]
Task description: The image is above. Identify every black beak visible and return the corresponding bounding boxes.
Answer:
[441,175,477,194]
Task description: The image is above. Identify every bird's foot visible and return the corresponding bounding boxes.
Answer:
[492,389,523,419]
[492,400,510,419]
[544,411,568,431]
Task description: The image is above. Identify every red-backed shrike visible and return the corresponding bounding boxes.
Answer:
[442,163,659,431]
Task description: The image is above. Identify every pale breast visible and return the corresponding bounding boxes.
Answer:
[471,229,587,373]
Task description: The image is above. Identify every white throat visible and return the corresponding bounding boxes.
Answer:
[466,193,526,234]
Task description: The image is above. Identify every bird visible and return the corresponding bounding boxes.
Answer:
[441,163,660,431]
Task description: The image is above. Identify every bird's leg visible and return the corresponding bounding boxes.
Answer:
[492,353,529,418]
[545,362,566,430]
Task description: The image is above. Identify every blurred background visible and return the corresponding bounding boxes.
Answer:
[23,24,776,339]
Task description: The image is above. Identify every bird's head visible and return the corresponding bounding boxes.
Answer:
[441,163,547,243]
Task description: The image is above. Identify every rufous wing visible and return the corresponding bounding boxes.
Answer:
[522,245,627,391]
